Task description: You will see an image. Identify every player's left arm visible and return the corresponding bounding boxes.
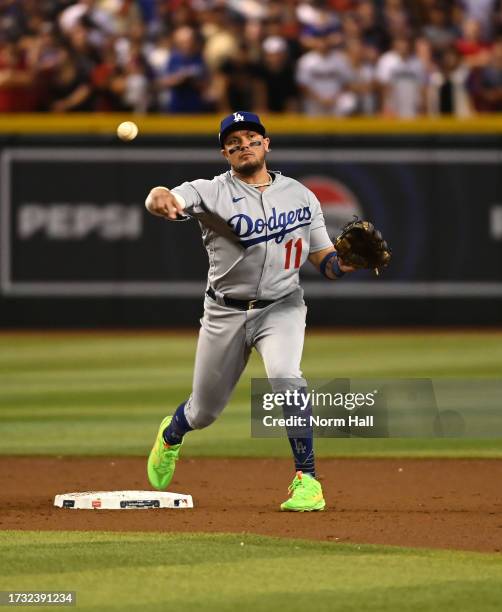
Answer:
[308,247,355,279]
[305,188,355,279]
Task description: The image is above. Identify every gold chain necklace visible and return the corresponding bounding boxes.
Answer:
[245,173,273,188]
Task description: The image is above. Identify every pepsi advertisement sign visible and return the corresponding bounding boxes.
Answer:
[1,146,501,298]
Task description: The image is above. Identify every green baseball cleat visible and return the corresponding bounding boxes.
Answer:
[147,416,183,490]
[280,471,326,512]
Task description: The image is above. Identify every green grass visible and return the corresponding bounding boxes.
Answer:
[0,531,501,612]
[1,332,502,457]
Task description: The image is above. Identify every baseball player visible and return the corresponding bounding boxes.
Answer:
[145,111,355,512]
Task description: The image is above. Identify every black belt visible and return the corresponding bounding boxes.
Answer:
[206,287,277,311]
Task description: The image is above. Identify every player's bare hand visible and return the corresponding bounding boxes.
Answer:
[145,186,185,220]
[337,256,357,273]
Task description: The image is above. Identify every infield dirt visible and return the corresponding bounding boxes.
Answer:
[2,457,501,553]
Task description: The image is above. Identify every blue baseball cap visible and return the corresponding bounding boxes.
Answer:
[219,111,266,147]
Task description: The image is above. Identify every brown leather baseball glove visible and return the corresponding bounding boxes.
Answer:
[334,217,392,276]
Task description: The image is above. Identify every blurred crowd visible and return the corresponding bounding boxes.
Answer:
[1,0,502,116]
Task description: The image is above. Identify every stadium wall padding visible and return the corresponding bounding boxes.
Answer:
[0,123,501,327]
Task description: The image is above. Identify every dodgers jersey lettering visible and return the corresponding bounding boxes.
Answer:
[172,170,333,300]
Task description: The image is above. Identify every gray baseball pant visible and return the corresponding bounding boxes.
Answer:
[184,288,307,429]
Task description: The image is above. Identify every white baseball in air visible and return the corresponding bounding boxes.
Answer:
[117,121,138,141]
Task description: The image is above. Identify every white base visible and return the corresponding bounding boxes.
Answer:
[54,490,193,510]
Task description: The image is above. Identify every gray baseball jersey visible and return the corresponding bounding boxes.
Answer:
[172,170,333,300]
[167,169,333,436]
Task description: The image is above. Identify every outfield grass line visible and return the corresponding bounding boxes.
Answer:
[1,530,502,559]
[2,332,501,457]
[0,380,191,395]
[0,367,190,380]
[1,531,501,611]
[1,327,502,337]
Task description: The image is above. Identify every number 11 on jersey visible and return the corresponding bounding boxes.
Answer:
[284,238,302,269]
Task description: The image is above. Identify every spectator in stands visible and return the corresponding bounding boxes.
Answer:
[227,0,267,21]
[469,38,502,111]
[100,0,144,38]
[255,35,298,112]
[356,0,390,53]
[337,37,377,115]
[382,0,411,40]
[200,6,238,72]
[428,46,471,116]
[214,42,262,113]
[0,40,36,111]
[33,23,61,73]
[421,4,457,56]
[296,28,350,115]
[242,18,264,63]
[328,0,356,11]
[65,20,100,73]
[1,0,502,116]
[455,17,491,67]
[415,35,435,75]
[341,11,362,41]
[122,55,150,113]
[114,18,150,69]
[376,36,428,117]
[0,1,25,42]
[137,0,157,30]
[58,0,117,43]
[45,44,93,112]
[297,0,343,52]
[264,3,301,49]
[96,47,151,113]
[147,31,171,75]
[493,1,502,38]
[145,31,172,111]
[91,44,126,111]
[263,13,302,61]
[461,0,497,41]
[157,25,208,113]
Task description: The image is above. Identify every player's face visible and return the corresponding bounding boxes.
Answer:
[221,130,270,176]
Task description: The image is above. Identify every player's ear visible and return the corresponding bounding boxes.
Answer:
[221,148,230,163]
[263,137,271,153]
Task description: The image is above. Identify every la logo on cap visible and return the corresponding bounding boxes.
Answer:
[233,112,245,122]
